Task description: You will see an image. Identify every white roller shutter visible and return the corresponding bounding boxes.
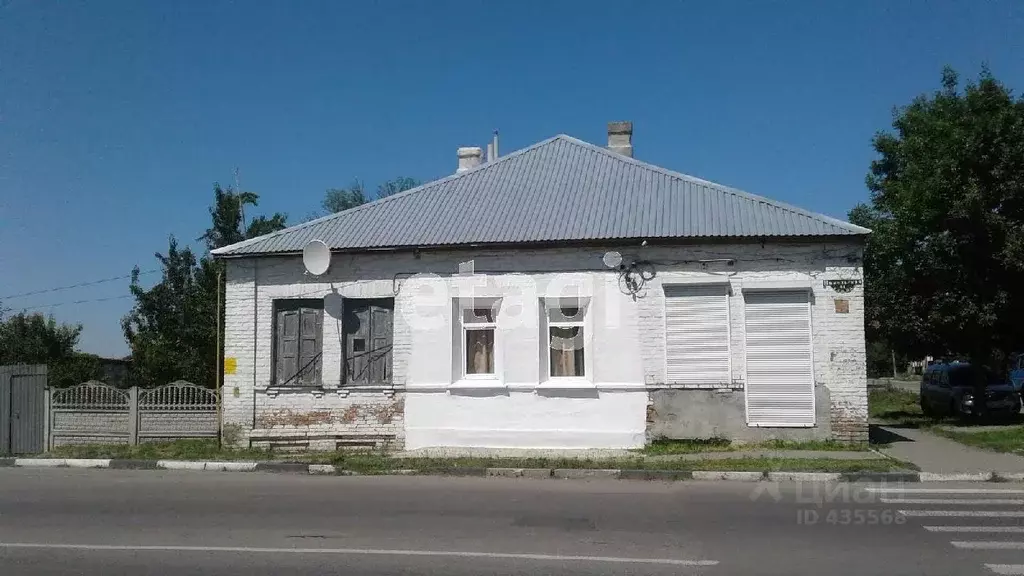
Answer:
[743,290,814,426]
[664,284,731,385]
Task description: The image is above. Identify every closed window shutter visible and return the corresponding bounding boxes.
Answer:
[276,309,299,384]
[298,306,323,385]
[665,284,731,384]
[744,290,814,426]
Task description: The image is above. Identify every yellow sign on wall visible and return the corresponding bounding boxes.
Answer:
[223,357,237,375]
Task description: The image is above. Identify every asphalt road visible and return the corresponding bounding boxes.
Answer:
[0,469,1014,575]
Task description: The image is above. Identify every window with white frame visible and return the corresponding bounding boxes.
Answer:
[546,300,587,378]
[461,301,498,377]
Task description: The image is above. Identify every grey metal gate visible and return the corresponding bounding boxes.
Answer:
[0,365,47,455]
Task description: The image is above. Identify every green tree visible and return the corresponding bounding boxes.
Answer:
[123,185,287,387]
[0,311,103,387]
[852,67,1024,369]
[322,180,368,213]
[321,177,421,214]
[122,238,219,386]
[376,176,420,199]
[201,184,287,251]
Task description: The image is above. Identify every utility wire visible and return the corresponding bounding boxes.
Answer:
[13,294,135,311]
[0,269,159,300]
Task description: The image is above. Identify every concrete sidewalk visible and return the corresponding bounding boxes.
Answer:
[876,425,1024,474]
[395,447,878,461]
[644,450,880,462]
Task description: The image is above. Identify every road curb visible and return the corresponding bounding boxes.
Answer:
[3,458,1001,483]
[767,472,842,483]
[552,468,620,479]
[618,469,693,481]
[255,462,309,474]
[435,467,488,477]
[692,470,765,481]
[919,472,994,482]
[840,472,921,483]
[14,458,67,467]
[64,459,111,469]
[109,459,159,470]
[486,467,524,477]
[157,460,206,471]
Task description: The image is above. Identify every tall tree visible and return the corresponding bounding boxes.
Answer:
[321,177,421,214]
[123,185,287,387]
[122,238,219,386]
[322,180,368,214]
[0,311,103,387]
[852,67,1024,369]
[376,176,420,199]
[201,184,287,251]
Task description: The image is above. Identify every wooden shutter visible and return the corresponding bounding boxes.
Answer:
[370,305,393,383]
[298,306,323,385]
[276,308,299,385]
[664,284,731,385]
[743,290,814,426]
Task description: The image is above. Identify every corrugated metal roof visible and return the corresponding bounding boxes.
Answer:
[212,134,869,256]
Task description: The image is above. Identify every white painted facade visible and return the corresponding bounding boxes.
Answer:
[220,241,867,450]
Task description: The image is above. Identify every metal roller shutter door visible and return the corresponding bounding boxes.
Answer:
[744,290,814,426]
[665,284,731,385]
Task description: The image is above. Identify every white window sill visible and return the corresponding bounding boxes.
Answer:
[449,379,507,390]
[537,378,596,390]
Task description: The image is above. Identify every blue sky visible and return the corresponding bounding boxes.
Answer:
[1,1,1022,357]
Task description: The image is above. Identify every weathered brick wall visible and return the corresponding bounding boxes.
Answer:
[222,241,867,447]
[248,391,404,451]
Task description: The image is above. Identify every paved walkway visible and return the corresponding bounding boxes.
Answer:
[644,450,878,461]
[876,425,1024,473]
[394,447,876,461]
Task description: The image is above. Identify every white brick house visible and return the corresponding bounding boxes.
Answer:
[212,123,870,450]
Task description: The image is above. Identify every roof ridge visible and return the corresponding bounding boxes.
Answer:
[553,134,870,234]
[211,135,565,255]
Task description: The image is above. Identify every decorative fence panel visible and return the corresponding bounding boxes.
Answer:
[48,381,218,449]
[138,381,218,443]
[50,381,131,447]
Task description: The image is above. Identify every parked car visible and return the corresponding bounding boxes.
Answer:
[1010,353,1024,394]
[920,361,1021,420]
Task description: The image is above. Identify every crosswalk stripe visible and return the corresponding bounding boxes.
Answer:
[867,488,1024,495]
[881,498,1024,505]
[952,541,1024,550]
[986,564,1024,575]
[899,510,1024,517]
[925,526,1024,533]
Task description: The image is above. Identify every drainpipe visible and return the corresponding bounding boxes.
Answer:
[251,259,259,447]
[215,267,222,447]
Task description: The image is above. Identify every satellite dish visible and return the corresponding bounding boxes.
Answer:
[302,240,331,276]
[602,250,623,269]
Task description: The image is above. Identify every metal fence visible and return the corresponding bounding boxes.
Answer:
[1,364,47,455]
[49,380,218,448]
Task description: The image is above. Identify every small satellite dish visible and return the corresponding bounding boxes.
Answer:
[302,240,331,276]
[602,251,623,269]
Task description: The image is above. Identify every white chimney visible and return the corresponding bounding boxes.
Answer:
[457,146,483,173]
[607,121,633,158]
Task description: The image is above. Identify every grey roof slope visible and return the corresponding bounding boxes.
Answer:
[212,134,869,256]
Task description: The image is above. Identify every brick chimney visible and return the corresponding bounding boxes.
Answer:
[607,121,633,158]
